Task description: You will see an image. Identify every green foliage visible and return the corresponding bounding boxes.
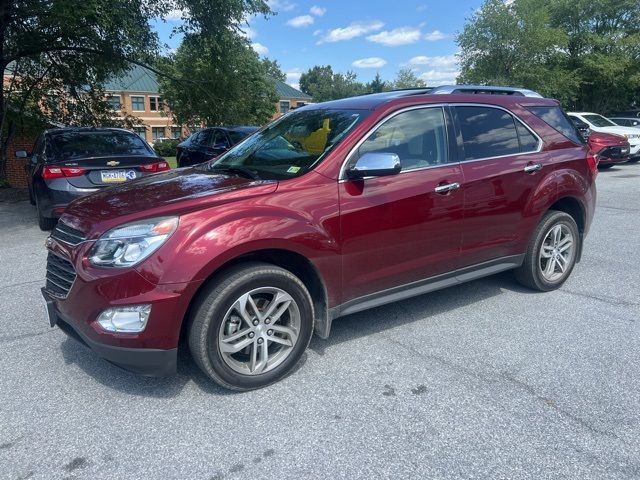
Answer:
[262,58,286,82]
[366,73,389,93]
[299,65,366,102]
[392,68,427,89]
[153,139,180,157]
[457,0,640,112]
[157,32,278,126]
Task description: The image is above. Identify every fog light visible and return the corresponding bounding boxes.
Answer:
[96,305,151,333]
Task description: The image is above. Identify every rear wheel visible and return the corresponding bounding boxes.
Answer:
[35,192,57,231]
[598,164,614,170]
[515,211,579,291]
[188,262,314,391]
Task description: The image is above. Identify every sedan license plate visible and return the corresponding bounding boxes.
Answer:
[101,170,137,183]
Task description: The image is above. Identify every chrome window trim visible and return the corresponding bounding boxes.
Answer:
[339,103,543,181]
[339,104,449,181]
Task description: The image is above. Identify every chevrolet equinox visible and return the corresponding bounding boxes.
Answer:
[42,86,597,390]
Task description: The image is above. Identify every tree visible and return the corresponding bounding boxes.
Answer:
[157,33,278,126]
[299,65,365,102]
[0,0,271,181]
[457,0,640,111]
[366,73,388,93]
[392,68,427,89]
[261,58,286,82]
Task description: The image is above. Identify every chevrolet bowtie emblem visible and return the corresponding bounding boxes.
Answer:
[106,160,120,166]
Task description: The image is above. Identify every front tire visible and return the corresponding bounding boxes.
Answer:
[598,164,614,170]
[628,157,640,164]
[515,211,580,291]
[188,262,314,391]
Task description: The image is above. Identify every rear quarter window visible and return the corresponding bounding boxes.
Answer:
[528,106,584,145]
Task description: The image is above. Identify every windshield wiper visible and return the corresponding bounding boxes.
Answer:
[209,165,261,180]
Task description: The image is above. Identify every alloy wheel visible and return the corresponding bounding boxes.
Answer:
[539,224,574,282]
[217,287,301,375]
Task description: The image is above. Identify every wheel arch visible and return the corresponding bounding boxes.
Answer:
[179,248,331,347]
[546,195,586,261]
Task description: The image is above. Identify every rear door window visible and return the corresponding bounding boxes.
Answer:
[515,121,540,152]
[528,106,584,145]
[454,106,520,160]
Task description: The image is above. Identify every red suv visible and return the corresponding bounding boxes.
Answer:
[42,86,597,390]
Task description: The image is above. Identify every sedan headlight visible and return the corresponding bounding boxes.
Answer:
[89,217,179,267]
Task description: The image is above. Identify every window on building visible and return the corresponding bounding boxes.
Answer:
[106,95,121,110]
[455,106,520,160]
[152,127,165,140]
[171,127,182,139]
[356,107,449,171]
[279,101,290,114]
[150,96,163,112]
[133,127,147,139]
[131,96,145,111]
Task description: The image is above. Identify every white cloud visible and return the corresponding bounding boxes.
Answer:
[317,20,384,44]
[287,15,314,28]
[165,9,187,21]
[408,54,458,68]
[312,29,322,36]
[310,5,326,16]
[366,27,421,46]
[241,25,257,39]
[424,30,447,41]
[267,0,296,12]
[417,4,428,12]
[352,57,387,69]
[418,69,460,86]
[251,42,269,55]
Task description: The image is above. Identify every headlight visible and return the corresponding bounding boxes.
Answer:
[89,217,179,267]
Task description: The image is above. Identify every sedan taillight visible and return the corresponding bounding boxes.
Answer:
[140,161,171,173]
[42,166,86,180]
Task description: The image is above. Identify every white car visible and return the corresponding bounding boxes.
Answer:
[568,112,640,161]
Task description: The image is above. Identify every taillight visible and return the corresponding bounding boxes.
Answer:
[42,166,86,180]
[140,161,171,173]
[586,151,598,176]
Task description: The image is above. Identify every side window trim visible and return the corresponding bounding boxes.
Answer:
[451,103,543,163]
[339,104,454,180]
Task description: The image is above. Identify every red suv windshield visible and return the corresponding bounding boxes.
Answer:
[208,109,368,180]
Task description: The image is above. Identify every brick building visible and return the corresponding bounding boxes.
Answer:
[3,65,312,187]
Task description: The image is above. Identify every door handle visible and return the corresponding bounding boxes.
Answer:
[434,182,461,194]
[524,162,543,173]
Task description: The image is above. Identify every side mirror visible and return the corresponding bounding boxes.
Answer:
[346,152,401,179]
[15,150,29,158]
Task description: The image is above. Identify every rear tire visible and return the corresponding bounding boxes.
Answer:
[515,211,580,291]
[628,157,640,163]
[188,262,314,391]
[35,194,57,231]
[598,164,613,170]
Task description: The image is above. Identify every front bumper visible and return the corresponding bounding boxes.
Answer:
[43,288,177,376]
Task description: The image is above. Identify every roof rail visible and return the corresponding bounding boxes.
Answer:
[429,84,543,98]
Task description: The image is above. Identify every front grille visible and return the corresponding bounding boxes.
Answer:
[600,146,630,159]
[45,252,77,298]
[51,221,86,246]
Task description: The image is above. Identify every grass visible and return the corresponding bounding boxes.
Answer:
[163,156,177,169]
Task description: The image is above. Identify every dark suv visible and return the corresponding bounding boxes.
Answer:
[42,86,597,390]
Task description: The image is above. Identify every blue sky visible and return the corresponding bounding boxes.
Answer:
[153,0,482,90]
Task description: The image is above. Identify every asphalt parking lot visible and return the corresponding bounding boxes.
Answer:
[1,164,639,480]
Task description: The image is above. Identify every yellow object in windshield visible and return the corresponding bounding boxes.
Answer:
[286,118,331,155]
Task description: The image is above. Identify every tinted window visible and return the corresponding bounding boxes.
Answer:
[455,106,520,160]
[356,107,449,170]
[583,114,616,128]
[529,106,584,145]
[515,121,539,152]
[50,130,152,159]
[210,109,366,180]
[212,130,229,148]
[198,130,214,146]
[228,129,256,145]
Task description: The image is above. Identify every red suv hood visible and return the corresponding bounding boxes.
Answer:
[62,168,278,235]
[588,131,629,151]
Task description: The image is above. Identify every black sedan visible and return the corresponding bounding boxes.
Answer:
[176,126,258,167]
[18,127,170,230]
